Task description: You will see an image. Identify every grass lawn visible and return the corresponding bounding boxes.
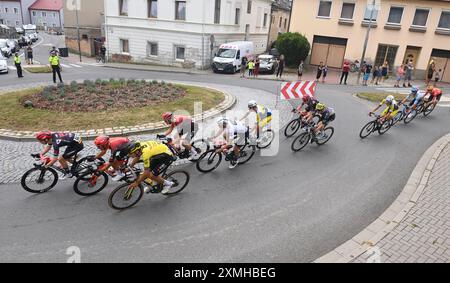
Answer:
[23,66,52,73]
[0,85,224,131]
[356,92,408,103]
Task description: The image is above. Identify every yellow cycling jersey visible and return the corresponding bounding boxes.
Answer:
[140,141,173,168]
[379,99,399,112]
[255,105,272,122]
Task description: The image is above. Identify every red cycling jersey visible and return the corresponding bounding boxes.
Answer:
[108,137,130,152]
[172,115,192,127]
[432,88,442,97]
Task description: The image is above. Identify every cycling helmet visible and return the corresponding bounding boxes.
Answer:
[315,103,325,111]
[302,95,310,103]
[94,135,110,148]
[35,131,52,141]
[216,117,229,125]
[162,112,173,121]
[125,141,142,155]
[385,95,395,104]
[411,86,419,94]
[427,85,434,92]
[248,100,257,109]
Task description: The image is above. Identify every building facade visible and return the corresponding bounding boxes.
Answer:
[290,0,450,82]
[29,0,64,30]
[105,0,272,69]
[0,0,35,27]
[268,0,292,49]
[64,0,104,57]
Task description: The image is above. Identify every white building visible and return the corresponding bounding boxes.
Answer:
[104,0,272,69]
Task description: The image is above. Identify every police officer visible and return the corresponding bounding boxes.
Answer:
[14,53,24,78]
[49,53,63,84]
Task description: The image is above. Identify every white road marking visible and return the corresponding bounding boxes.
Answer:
[8,66,16,70]
[60,64,72,68]
[69,64,82,68]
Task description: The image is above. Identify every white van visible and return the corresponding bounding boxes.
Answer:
[212,41,254,73]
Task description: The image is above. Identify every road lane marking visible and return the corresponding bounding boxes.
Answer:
[69,64,82,68]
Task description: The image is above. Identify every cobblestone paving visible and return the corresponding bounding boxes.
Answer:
[0,82,294,185]
[353,143,450,263]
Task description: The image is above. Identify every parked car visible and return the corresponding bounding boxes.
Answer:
[269,48,280,59]
[0,39,12,57]
[15,27,24,34]
[6,39,19,53]
[212,41,254,74]
[0,54,8,74]
[18,35,31,48]
[258,54,278,74]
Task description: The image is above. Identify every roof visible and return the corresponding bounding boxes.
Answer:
[29,0,63,11]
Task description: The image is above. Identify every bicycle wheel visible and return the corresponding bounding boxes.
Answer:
[316,127,335,145]
[392,111,404,126]
[257,129,275,149]
[284,119,301,138]
[239,144,256,165]
[378,119,393,135]
[359,121,376,139]
[73,171,109,196]
[73,156,102,178]
[21,167,58,194]
[291,133,310,152]
[190,139,210,162]
[162,170,190,195]
[196,150,222,173]
[404,109,417,124]
[423,103,436,117]
[108,183,144,210]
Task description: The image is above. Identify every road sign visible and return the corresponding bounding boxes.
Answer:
[280,81,316,100]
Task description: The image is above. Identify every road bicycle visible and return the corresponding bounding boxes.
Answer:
[255,125,275,149]
[108,157,190,210]
[291,123,335,152]
[284,110,321,138]
[196,138,256,173]
[359,114,393,139]
[394,101,426,125]
[156,135,209,162]
[21,154,95,194]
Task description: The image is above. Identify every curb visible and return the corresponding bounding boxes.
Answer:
[314,133,450,263]
[102,64,208,76]
[0,81,236,141]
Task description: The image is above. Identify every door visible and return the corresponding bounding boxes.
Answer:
[327,45,346,68]
[375,44,398,72]
[430,49,450,83]
[310,35,347,67]
[310,43,328,66]
[403,46,421,73]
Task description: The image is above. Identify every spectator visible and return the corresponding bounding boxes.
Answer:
[247,59,255,77]
[381,61,389,83]
[403,60,413,87]
[395,64,405,88]
[254,57,260,78]
[49,53,63,84]
[377,66,383,85]
[298,60,304,81]
[434,69,442,87]
[100,45,107,63]
[363,63,372,86]
[322,65,328,83]
[371,66,379,85]
[340,61,350,85]
[316,62,324,82]
[27,45,33,65]
[50,46,59,56]
[276,54,285,79]
[426,61,435,85]
[14,53,24,78]
[240,56,248,78]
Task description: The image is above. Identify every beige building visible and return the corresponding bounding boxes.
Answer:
[268,0,292,49]
[290,0,450,82]
[63,0,104,57]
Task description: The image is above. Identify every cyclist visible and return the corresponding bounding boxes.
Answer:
[241,100,272,140]
[296,95,319,124]
[314,103,336,140]
[369,95,399,122]
[424,85,442,108]
[126,140,175,194]
[92,135,130,182]
[162,112,199,160]
[35,131,84,179]
[400,86,426,115]
[210,118,249,169]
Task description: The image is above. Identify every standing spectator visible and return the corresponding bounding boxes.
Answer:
[434,69,442,87]
[395,64,405,88]
[254,57,260,78]
[371,66,379,85]
[377,66,383,85]
[240,56,248,78]
[49,53,63,84]
[340,61,350,85]
[298,60,304,81]
[381,61,389,83]
[100,45,107,63]
[363,63,372,86]
[403,60,413,87]
[322,65,328,83]
[50,46,59,56]
[276,54,285,79]
[426,61,435,85]
[247,59,255,77]
[316,62,324,82]
[14,53,24,78]
[27,45,34,65]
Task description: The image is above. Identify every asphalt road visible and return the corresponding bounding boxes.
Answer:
[1,37,450,262]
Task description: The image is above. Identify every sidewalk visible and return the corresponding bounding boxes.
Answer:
[316,134,450,263]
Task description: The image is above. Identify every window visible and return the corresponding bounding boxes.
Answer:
[247,0,252,14]
[235,8,240,25]
[214,0,221,24]
[263,13,268,27]
[387,6,403,24]
[119,0,128,16]
[120,39,129,53]
[318,0,332,18]
[438,11,450,29]
[412,8,429,26]
[53,24,56,27]
[175,1,186,20]
[340,2,355,20]
[148,0,157,18]
[175,46,185,60]
[284,18,287,29]
[5,8,8,13]
[147,42,158,56]
[14,8,18,14]
[245,24,250,40]
[279,17,282,28]
[16,21,20,26]
[364,5,379,21]
[32,11,36,16]
[82,34,88,40]
[53,12,57,18]
[42,12,47,17]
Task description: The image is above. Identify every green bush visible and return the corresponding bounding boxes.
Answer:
[95,79,102,85]
[275,32,311,67]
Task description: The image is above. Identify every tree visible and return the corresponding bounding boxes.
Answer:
[275,32,311,67]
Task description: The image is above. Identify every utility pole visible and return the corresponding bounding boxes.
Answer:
[75,0,82,62]
[356,0,376,85]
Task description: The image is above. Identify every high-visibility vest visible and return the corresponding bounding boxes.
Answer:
[14,56,21,64]
[49,56,60,66]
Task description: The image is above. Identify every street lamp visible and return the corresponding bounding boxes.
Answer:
[356,0,377,85]
[75,0,82,62]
